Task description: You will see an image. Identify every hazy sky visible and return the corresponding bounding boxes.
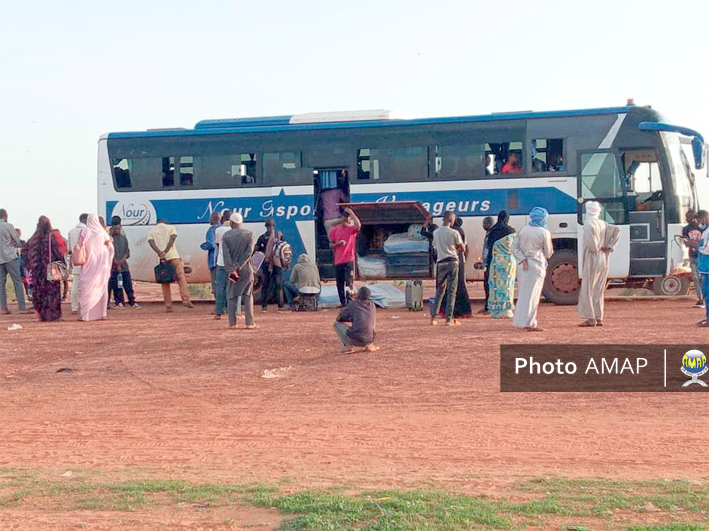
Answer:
[1,0,707,235]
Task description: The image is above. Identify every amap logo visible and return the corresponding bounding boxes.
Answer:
[681,349,707,387]
[111,201,157,226]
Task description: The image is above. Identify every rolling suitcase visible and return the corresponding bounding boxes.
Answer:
[405,279,424,311]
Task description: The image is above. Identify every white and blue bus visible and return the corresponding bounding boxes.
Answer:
[98,103,705,304]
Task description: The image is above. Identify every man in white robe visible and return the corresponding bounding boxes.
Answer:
[512,207,554,331]
[577,201,621,327]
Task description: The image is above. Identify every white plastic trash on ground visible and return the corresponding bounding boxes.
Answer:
[7,324,22,331]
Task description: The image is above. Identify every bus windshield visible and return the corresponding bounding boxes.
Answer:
[661,131,693,209]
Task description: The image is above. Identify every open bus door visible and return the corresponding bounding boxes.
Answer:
[314,168,350,281]
[575,151,631,300]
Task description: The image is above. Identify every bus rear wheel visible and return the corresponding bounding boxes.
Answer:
[652,275,690,297]
[542,249,579,305]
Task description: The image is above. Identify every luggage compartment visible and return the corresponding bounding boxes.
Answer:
[339,201,434,281]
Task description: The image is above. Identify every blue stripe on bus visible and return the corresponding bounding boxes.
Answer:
[108,106,633,139]
[106,186,577,227]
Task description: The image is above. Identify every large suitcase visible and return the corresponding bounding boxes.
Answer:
[405,279,424,311]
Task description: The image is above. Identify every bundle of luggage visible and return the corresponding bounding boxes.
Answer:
[356,224,431,279]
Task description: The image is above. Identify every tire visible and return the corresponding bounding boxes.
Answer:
[652,275,690,297]
[542,249,580,305]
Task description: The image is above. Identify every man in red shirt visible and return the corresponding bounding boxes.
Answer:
[501,153,522,175]
[328,207,361,306]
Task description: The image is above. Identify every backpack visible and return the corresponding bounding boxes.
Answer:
[272,239,293,269]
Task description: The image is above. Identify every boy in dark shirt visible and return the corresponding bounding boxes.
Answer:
[334,286,379,354]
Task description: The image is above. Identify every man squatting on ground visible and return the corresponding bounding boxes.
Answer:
[334,286,379,354]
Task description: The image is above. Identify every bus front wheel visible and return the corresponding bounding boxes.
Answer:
[542,249,580,305]
[652,275,690,297]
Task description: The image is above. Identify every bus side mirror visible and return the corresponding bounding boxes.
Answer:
[691,137,704,171]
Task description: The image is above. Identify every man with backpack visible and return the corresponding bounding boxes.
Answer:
[255,217,291,312]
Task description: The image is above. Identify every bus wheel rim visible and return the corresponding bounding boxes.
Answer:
[551,262,579,293]
[661,277,681,295]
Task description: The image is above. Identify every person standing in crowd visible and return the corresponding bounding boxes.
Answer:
[26,216,65,321]
[78,214,114,321]
[67,214,88,314]
[329,207,361,307]
[201,211,222,297]
[148,218,194,312]
[487,211,517,319]
[430,211,465,326]
[334,286,379,354]
[222,212,257,329]
[478,216,495,315]
[683,209,705,308]
[284,253,321,310]
[577,201,621,327]
[688,210,709,326]
[512,207,553,331]
[443,217,472,318]
[14,228,29,302]
[255,217,286,312]
[213,210,232,319]
[0,209,30,315]
[108,216,139,309]
[50,228,68,301]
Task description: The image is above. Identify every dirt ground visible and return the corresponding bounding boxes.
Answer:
[0,283,707,528]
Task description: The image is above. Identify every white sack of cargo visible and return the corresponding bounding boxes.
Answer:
[383,232,430,254]
[357,255,387,279]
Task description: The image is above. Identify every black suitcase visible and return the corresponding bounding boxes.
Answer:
[154,259,178,284]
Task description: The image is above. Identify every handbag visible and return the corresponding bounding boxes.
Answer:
[46,235,68,283]
[154,259,178,284]
[72,233,87,266]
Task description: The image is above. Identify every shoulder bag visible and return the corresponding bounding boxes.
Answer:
[47,234,68,283]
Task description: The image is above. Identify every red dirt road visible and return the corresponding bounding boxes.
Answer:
[1,294,707,491]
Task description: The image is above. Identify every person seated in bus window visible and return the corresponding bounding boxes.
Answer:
[548,153,565,172]
[501,153,522,175]
[532,157,546,173]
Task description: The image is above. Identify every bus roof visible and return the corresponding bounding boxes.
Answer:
[107,104,662,140]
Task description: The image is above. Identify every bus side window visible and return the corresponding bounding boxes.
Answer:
[162,156,175,187]
[486,142,523,176]
[112,158,132,189]
[357,148,380,180]
[532,138,565,173]
[179,156,194,186]
[263,152,305,185]
[433,144,484,180]
[234,153,257,185]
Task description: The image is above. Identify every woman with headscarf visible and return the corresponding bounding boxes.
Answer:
[577,201,621,327]
[486,211,516,318]
[78,214,114,321]
[511,207,553,331]
[26,216,65,321]
[486,211,517,318]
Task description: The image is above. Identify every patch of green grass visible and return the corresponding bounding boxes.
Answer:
[626,525,706,531]
[0,471,705,530]
[188,283,214,300]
